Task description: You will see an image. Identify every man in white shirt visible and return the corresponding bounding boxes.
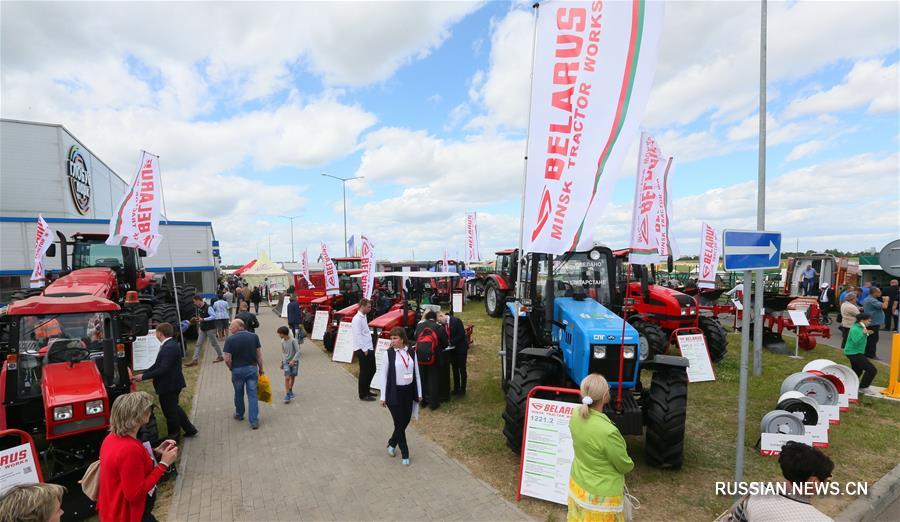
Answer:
[353,298,376,401]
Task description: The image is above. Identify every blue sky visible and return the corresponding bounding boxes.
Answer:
[2,1,898,264]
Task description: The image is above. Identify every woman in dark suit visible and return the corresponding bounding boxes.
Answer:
[378,327,422,466]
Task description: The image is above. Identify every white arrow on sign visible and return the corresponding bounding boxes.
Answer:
[726,241,778,259]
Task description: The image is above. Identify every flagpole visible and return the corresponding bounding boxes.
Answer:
[509,2,540,385]
[153,153,185,340]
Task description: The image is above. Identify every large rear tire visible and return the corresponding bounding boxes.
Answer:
[500,310,533,392]
[323,329,336,352]
[630,319,667,360]
[501,360,556,454]
[697,315,727,363]
[485,283,506,317]
[644,366,688,469]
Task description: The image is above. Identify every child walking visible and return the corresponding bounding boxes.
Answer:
[277,326,301,403]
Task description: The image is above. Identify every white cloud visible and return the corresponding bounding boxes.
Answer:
[785,59,899,117]
[785,140,827,161]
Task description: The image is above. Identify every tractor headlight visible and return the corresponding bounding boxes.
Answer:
[592,346,607,359]
[680,308,688,316]
[53,405,73,421]
[690,308,696,315]
[622,346,636,359]
[86,400,104,416]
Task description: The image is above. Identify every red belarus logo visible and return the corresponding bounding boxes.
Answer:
[530,188,553,241]
[531,402,544,412]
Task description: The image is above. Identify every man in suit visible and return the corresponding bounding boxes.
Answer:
[439,311,469,396]
[136,322,198,440]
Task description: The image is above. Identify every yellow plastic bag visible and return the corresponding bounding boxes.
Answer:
[257,373,273,404]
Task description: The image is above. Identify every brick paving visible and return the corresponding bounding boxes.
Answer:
[167,307,529,521]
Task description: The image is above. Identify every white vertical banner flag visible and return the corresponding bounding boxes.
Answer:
[360,236,376,299]
[300,249,314,288]
[442,249,449,272]
[521,0,664,255]
[107,151,164,255]
[320,242,340,295]
[465,212,481,263]
[29,215,54,288]
[628,132,674,264]
[698,222,720,289]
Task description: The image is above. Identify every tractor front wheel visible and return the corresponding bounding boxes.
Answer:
[501,360,557,454]
[302,314,315,334]
[323,329,336,352]
[485,283,506,317]
[501,310,533,392]
[630,319,667,360]
[645,366,688,469]
[698,315,728,363]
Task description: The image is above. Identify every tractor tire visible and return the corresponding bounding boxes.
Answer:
[323,329,336,352]
[501,310,533,392]
[302,314,315,334]
[697,316,728,363]
[644,366,688,469]
[501,360,557,454]
[629,319,667,360]
[485,283,506,318]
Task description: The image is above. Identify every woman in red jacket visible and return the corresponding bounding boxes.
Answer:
[98,392,178,522]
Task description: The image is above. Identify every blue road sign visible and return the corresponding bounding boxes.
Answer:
[722,230,782,272]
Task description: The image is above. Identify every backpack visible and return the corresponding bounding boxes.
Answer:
[416,325,440,365]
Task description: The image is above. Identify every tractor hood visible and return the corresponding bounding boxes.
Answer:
[41,361,109,439]
[554,297,641,387]
[44,267,118,298]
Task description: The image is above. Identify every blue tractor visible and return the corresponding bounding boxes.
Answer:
[500,246,690,469]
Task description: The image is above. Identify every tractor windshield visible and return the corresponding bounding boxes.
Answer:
[16,312,113,399]
[335,260,360,270]
[543,252,612,307]
[73,241,125,269]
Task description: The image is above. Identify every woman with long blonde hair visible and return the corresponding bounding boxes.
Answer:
[567,374,634,521]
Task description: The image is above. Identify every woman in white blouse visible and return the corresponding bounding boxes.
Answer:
[379,327,422,466]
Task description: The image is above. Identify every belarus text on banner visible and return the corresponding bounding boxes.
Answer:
[107,151,163,256]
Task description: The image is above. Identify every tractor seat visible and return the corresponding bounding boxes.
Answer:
[45,339,89,364]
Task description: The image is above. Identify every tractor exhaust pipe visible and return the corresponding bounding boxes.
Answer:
[56,231,69,272]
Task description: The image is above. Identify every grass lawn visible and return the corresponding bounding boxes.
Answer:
[333,301,900,521]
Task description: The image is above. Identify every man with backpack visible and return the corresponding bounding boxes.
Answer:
[415,310,448,410]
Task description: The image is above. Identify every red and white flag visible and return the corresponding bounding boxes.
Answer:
[465,212,481,263]
[521,0,665,254]
[442,249,449,273]
[360,236,376,300]
[300,249,313,288]
[628,132,675,265]
[698,223,720,289]
[320,242,339,295]
[107,151,164,255]
[29,215,53,288]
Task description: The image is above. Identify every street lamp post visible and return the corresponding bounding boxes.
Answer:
[279,215,302,262]
[321,173,364,256]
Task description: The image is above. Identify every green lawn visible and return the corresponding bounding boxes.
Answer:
[396,301,899,521]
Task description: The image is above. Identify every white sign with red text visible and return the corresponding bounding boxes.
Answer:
[331,321,356,363]
[465,212,481,263]
[311,310,329,341]
[0,443,40,493]
[320,242,339,296]
[629,132,673,264]
[698,222,720,289]
[675,333,716,383]
[519,398,577,505]
[107,151,163,256]
[29,214,53,288]
[521,1,664,255]
[369,337,391,390]
[360,236,376,300]
[760,432,814,456]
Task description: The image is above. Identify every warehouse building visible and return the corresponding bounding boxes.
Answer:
[0,118,220,302]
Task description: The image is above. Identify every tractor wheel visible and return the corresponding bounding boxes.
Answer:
[323,329,336,352]
[501,360,557,454]
[798,333,817,350]
[629,319,667,360]
[302,314,315,334]
[697,316,728,363]
[485,283,506,317]
[469,279,485,299]
[501,309,533,392]
[644,366,688,469]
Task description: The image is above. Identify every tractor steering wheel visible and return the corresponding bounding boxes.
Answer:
[46,340,90,365]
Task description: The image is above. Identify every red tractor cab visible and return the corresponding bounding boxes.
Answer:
[293,271,326,307]
[301,267,364,335]
[482,249,516,317]
[321,274,406,352]
[0,294,148,518]
[612,249,728,363]
[425,260,467,304]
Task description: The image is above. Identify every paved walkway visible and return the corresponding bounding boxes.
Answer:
[168,307,528,521]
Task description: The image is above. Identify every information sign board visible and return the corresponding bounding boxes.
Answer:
[133,330,161,371]
[675,333,715,383]
[331,321,357,363]
[519,398,576,505]
[0,443,40,493]
[311,311,329,340]
[369,338,391,390]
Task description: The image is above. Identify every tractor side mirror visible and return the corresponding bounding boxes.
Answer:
[667,255,674,274]
[138,249,147,257]
[46,244,57,257]
[118,312,149,338]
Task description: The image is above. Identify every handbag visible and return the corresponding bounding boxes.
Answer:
[80,460,101,501]
[623,485,640,522]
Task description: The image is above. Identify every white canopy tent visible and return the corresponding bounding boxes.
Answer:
[241,251,292,290]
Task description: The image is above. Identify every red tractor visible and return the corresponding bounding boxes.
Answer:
[482,249,516,318]
[424,260,467,304]
[612,250,728,363]
[0,271,150,518]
